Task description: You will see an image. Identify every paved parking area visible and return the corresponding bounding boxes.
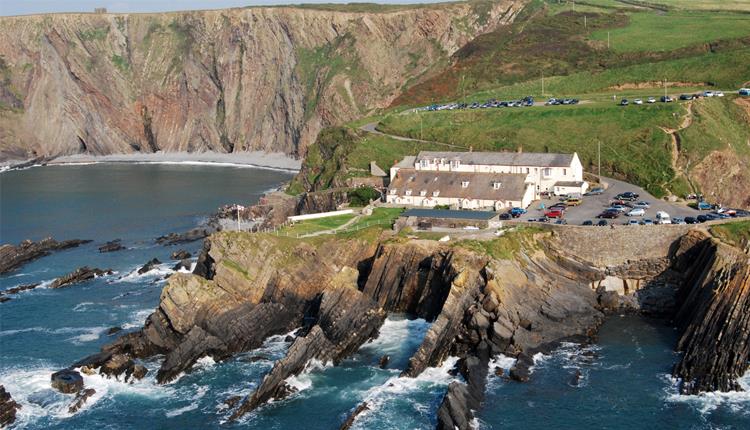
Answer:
[516,176,698,225]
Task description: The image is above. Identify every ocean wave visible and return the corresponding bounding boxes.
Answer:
[663,372,750,415]
[359,317,430,358]
[487,354,517,384]
[0,325,107,344]
[72,301,96,312]
[283,359,333,394]
[122,308,154,330]
[110,262,175,284]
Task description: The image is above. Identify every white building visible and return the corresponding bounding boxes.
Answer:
[390,151,587,198]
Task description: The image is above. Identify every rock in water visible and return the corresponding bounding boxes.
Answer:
[223,396,242,410]
[98,239,125,253]
[50,267,112,289]
[99,354,134,379]
[127,365,148,382]
[172,260,191,272]
[339,402,370,430]
[378,354,390,369]
[0,238,92,274]
[138,258,162,274]
[0,283,41,303]
[68,388,96,413]
[106,326,123,336]
[170,250,192,260]
[51,369,84,394]
[0,385,20,428]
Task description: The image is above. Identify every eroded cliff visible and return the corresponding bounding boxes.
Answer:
[0,1,525,161]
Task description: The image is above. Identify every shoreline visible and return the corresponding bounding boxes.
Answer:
[0,151,302,173]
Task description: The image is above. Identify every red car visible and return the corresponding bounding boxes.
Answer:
[545,209,564,218]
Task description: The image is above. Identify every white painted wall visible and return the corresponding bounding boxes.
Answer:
[288,209,354,222]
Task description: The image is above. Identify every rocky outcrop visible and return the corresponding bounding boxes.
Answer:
[672,237,750,394]
[50,266,113,288]
[0,237,91,273]
[0,385,20,428]
[170,250,191,260]
[98,239,125,253]
[137,258,161,274]
[0,1,525,161]
[67,388,96,414]
[51,369,84,393]
[0,283,41,302]
[230,287,386,419]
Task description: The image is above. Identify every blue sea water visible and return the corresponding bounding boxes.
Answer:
[1,164,749,429]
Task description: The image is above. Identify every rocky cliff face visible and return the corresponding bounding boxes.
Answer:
[0,1,525,161]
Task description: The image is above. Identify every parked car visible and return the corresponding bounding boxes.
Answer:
[715,91,724,97]
[566,198,582,206]
[626,219,640,226]
[679,94,694,101]
[633,201,650,209]
[620,99,629,106]
[660,95,674,103]
[703,91,715,97]
[597,211,619,219]
[647,97,656,103]
[609,205,628,213]
[582,220,593,226]
[684,216,698,224]
[499,213,512,220]
[545,209,564,218]
[697,214,709,223]
[655,211,671,224]
[546,98,559,106]
[615,192,639,201]
[554,219,568,225]
[633,99,643,105]
[697,201,713,210]
[739,88,750,96]
[585,187,604,196]
[627,208,645,217]
[510,207,527,217]
[641,219,654,225]
[597,220,608,227]
[672,217,686,225]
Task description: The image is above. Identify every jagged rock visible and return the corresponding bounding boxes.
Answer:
[68,388,96,413]
[378,355,390,369]
[99,239,125,253]
[597,290,621,311]
[339,402,370,430]
[156,228,215,246]
[224,395,242,409]
[570,369,582,387]
[672,238,750,394]
[482,293,499,313]
[106,326,123,336]
[509,353,533,383]
[0,297,9,303]
[0,283,42,303]
[0,237,91,274]
[172,259,192,271]
[127,365,148,382]
[50,267,112,289]
[51,369,84,394]
[171,250,192,260]
[138,258,162,274]
[0,385,20,428]
[80,366,96,375]
[100,354,134,379]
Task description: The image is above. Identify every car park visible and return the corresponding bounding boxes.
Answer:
[626,208,645,217]
[633,99,643,105]
[597,220,608,227]
[647,97,656,103]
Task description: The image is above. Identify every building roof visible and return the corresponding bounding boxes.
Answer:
[388,169,529,202]
[554,181,586,187]
[394,156,416,169]
[415,151,575,168]
[402,208,498,221]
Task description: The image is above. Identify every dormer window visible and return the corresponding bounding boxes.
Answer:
[420,159,429,168]
[405,189,412,196]
[451,159,461,169]
[389,189,397,195]
[461,181,470,188]
[420,190,427,197]
[433,190,440,197]
[493,182,502,190]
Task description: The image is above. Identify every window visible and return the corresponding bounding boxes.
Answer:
[461,181,470,188]
[543,168,552,177]
[433,190,440,197]
[420,190,427,197]
[563,168,567,176]
[405,189,412,196]
[526,167,530,173]
[420,159,429,168]
[451,159,461,169]
[493,182,502,190]
[389,189,397,195]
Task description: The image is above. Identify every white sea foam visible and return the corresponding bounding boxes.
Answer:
[360,317,430,357]
[0,325,107,344]
[487,354,517,381]
[122,308,153,330]
[283,359,333,394]
[72,302,96,312]
[664,371,750,415]
[111,262,175,284]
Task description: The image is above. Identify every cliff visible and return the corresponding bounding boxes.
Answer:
[0,1,525,161]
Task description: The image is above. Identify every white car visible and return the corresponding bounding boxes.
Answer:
[610,205,628,212]
[703,91,715,97]
[633,99,643,105]
[655,211,672,224]
[715,91,724,97]
[633,201,651,209]
[627,208,645,217]
[647,97,656,103]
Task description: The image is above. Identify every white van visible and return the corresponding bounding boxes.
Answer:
[655,211,672,224]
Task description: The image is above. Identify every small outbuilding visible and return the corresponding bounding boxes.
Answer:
[552,181,589,196]
[398,208,500,230]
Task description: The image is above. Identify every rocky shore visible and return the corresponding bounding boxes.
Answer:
[54,224,750,428]
[0,237,91,274]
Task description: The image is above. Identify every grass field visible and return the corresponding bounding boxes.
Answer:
[379,102,685,197]
[281,214,355,236]
[710,220,750,249]
[590,11,750,52]
[643,0,750,12]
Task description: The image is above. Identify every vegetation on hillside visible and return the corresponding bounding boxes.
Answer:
[710,220,750,250]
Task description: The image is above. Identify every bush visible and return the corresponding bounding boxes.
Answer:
[348,186,380,207]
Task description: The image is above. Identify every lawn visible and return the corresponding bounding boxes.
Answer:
[710,220,750,249]
[334,207,404,240]
[590,11,750,52]
[643,0,750,12]
[378,102,684,197]
[280,213,356,236]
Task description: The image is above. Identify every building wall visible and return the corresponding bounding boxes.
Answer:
[386,183,534,210]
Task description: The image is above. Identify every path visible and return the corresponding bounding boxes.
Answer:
[659,101,696,194]
[359,122,468,150]
[300,213,363,238]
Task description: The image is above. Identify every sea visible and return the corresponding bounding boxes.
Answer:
[1,163,749,429]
